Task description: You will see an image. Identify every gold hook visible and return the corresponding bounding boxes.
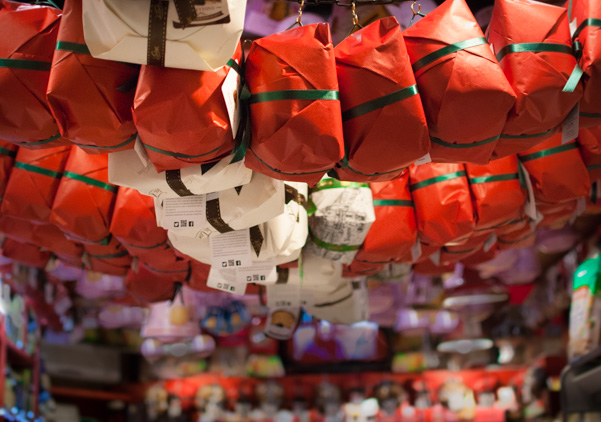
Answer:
[411,0,421,16]
[296,0,305,25]
[351,0,359,27]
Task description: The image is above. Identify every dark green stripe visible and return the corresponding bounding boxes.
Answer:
[587,164,601,171]
[249,149,329,176]
[56,41,90,55]
[0,58,51,71]
[373,199,413,207]
[0,147,16,158]
[250,90,339,104]
[519,142,577,162]
[412,37,488,72]
[312,179,369,193]
[64,171,117,192]
[431,134,499,149]
[120,239,167,250]
[500,127,556,139]
[18,133,61,147]
[14,161,62,179]
[226,58,242,75]
[310,231,361,252]
[71,133,136,150]
[66,232,111,245]
[469,173,519,184]
[495,42,573,62]
[410,170,467,192]
[581,112,601,119]
[341,85,418,121]
[144,143,220,159]
[573,18,601,39]
[88,250,129,259]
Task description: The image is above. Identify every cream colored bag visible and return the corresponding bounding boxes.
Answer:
[82,0,246,71]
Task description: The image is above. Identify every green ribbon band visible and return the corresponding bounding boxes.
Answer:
[0,58,51,71]
[143,143,220,159]
[14,161,62,179]
[249,90,339,104]
[587,164,601,172]
[71,133,137,151]
[64,171,117,193]
[338,154,407,177]
[519,142,577,162]
[56,41,91,55]
[563,64,584,92]
[311,179,369,193]
[66,232,111,245]
[310,231,362,252]
[469,173,519,184]
[0,147,16,158]
[431,134,500,149]
[500,127,556,139]
[573,18,601,39]
[341,85,419,121]
[410,170,467,192]
[581,112,601,119]
[18,133,61,147]
[88,250,129,259]
[120,239,167,250]
[226,58,242,76]
[373,199,413,207]
[412,37,488,72]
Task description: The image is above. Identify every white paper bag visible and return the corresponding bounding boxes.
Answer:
[108,149,252,198]
[82,0,246,71]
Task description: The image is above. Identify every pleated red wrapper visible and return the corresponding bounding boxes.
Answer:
[440,234,492,265]
[50,148,117,244]
[519,133,590,205]
[133,47,241,172]
[466,155,526,234]
[32,223,82,258]
[46,0,138,153]
[187,260,212,292]
[2,238,50,268]
[1,146,71,224]
[0,215,36,244]
[83,238,131,276]
[461,243,499,267]
[413,259,455,276]
[488,0,583,158]
[125,262,184,303]
[0,140,17,201]
[537,200,578,229]
[497,222,536,250]
[578,125,601,182]
[332,17,429,182]
[244,23,344,185]
[409,163,475,247]
[403,0,516,164]
[0,1,68,148]
[568,0,601,128]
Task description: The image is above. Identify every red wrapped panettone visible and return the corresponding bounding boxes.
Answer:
[2,238,50,268]
[83,238,131,276]
[125,262,182,303]
[0,140,17,201]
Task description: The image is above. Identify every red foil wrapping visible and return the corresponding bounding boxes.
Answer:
[46,0,137,153]
[244,23,344,185]
[497,222,536,250]
[1,146,71,223]
[333,17,429,181]
[488,0,583,158]
[403,0,516,164]
[32,223,82,258]
[537,200,578,229]
[441,234,491,265]
[84,238,131,276]
[2,238,50,268]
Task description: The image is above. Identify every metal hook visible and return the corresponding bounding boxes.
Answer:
[296,0,305,26]
[409,0,426,27]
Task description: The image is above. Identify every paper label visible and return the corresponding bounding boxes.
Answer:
[411,239,422,262]
[414,153,432,166]
[206,267,247,296]
[266,283,301,308]
[133,138,150,172]
[562,104,580,145]
[171,0,230,27]
[222,65,241,138]
[570,18,578,37]
[264,307,300,340]
[236,259,277,285]
[430,249,441,266]
[483,233,497,252]
[161,196,206,230]
[209,229,253,269]
[519,161,543,223]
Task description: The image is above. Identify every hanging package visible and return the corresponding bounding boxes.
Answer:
[488,0,583,158]
[0,215,37,244]
[133,46,241,172]
[578,126,601,182]
[1,146,71,224]
[244,23,344,185]
[83,237,132,276]
[0,140,17,202]
[81,0,246,71]
[569,0,601,128]
[32,223,83,259]
[497,222,536,250]
[403,0,516,164]
[409,163,475,246]
[537,200,578,229]
[126,263,181,303]
[1,238,51,268]
[332,17,430,181]
[519,133,590,205]
[47,0,138,153]
[466,155,527,234]
[440,234,492,265]
[0,1,66,148]
[50,148,118,244]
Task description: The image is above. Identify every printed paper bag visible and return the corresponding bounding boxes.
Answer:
[332,17,429,181]
[47,0,138,153]
[1,146,71,224]
[244,23,344,185]
[488,0,583,158]
[82,0,246,71]
[403,0,516,164]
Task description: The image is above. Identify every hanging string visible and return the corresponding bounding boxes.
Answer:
[409,0,426,27]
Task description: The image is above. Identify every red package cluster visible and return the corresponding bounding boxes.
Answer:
[569,0,601,128]
[409,163,475,247]
[537,200,578,228]
[0,1,66,148]
[83,237,131,276]
[440,234,491,265]
[133,47,241,172]
[488,0,583,158]
[1,146,71,224]
[2,238,51,268]
[403,0,516,164]
[345,175,417,276]
[578,126,601,182]
[125,262,183,303]
[0,140,17,201]
[497,221,536,250]
[50,148,117,244]
[0,215,36,244]
[244,23,344,185]
[46,0,137,153]
[518,133,590,205]
[187,261,212,292]
[332,17,429,182]
[466,155,526,233]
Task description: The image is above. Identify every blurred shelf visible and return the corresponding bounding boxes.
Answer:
[50,386,137,403]
[561,346,601,417]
